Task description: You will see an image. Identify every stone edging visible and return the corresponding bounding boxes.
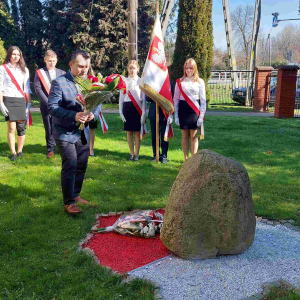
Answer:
[77,212,300,300]
[256,216,300,232]
[240,279,300,300]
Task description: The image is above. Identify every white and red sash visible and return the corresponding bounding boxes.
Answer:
[99,112,108,134]
[128,90,148,139]
[162,110,174,141]
[3,64,32,127]
[176,79,204,139]
[36,68,51,96]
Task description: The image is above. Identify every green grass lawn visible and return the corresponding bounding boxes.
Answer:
[0,112,300,299]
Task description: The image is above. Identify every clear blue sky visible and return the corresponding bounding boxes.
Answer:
[212,0,300,50]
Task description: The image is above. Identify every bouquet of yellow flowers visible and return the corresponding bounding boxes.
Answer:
[74,73,126,128]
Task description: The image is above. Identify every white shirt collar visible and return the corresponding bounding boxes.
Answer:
[7,62,20,70]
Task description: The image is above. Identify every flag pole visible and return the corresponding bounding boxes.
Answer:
[156,102,159,163]
[155,0,160,163]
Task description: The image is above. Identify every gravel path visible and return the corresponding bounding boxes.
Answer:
[129,222,300,300]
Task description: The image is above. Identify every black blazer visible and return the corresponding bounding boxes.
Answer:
[34,67,66,116]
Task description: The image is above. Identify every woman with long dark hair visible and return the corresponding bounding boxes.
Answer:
[0,46,32,161]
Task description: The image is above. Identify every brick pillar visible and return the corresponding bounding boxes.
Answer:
[274,65,299,118]
[253,66,274,112]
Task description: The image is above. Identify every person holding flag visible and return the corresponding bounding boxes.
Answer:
[138,2,174,164]
[145,80,174,163]
[34,50,66,158]
[174,58,206,161]
[119,60,146,162]
[0,46,32,161]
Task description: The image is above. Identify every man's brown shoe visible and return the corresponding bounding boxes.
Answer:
[74,196,89,205]
[47,151,54,159]
[64,204,82,214]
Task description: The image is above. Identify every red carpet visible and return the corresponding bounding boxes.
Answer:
[83,209,170,274]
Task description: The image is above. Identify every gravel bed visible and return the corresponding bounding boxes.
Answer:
[129,222,300,300]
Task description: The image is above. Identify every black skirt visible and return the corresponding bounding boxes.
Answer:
[89,119,98,129]
[4,96,26,121]
[178,100,200,130]
[123,101,141,132]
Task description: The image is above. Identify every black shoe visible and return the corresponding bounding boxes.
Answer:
[17,152,23,157]
[160,155,168,164]
[151,156,156,161]
[10,154,17,161]
[127,155,134,161]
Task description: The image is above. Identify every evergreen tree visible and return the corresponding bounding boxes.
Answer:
[1,0,8,11]
[171,0,213,101]
[57,0,155,75]
[0,0,18,49]
[59,0,128,75]
[10,0,19,26]
[138,0,155,70]
[0,37,6,63]
[19,0,45,73]
[43,0,72,70]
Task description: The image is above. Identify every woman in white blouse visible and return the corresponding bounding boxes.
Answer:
[119,60,146,161]
[0,46,32,161]
[174,58,206,160]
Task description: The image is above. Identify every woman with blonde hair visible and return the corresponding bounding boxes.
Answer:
[0,46,31,161]
[119,60,146,161]
[174,58,206,160]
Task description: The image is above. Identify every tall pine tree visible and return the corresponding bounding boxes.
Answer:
[10,0,19,26]
[19,0,45,73]
[138,0,155,70]
[171,0,213,101]
[43,0,72,70]
[0,0,18,49]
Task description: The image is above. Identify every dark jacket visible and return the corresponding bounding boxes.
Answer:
[48,70,101,144]
[34,67,66,116]
[146,81,175,121]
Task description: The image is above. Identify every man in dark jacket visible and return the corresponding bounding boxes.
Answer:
[146,82,174,163]
[34,50,65,158]
[48,50,101,215]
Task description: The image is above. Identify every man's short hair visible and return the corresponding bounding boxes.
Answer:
[70,50,90,62]
[44,50,57,58]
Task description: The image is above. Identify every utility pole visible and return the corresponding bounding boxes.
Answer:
[246,0,261,107]
[161,0,175,38]
[222,0,238,89]
[268,33,271,66]
[128,0,138,61]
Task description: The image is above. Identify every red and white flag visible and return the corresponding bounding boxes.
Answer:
[139,14,174,141]
[98,112,108,134]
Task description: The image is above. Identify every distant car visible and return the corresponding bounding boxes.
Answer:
[270,77,300,99]
[230,87,250,104]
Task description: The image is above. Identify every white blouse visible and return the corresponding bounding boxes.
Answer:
[119,76,146,112]
[174,77,206,118]
[0,63,32,97]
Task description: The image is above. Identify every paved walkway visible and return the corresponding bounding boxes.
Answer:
[31,107,274,117]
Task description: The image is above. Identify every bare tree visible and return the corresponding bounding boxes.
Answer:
[271,24,300,64]
[231,4,254,69]
[212,47,229,70]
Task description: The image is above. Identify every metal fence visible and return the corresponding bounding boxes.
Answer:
[208,70,255,105]
[268,70,300,118]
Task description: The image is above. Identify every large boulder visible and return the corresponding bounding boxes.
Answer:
[160,149,256,259]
